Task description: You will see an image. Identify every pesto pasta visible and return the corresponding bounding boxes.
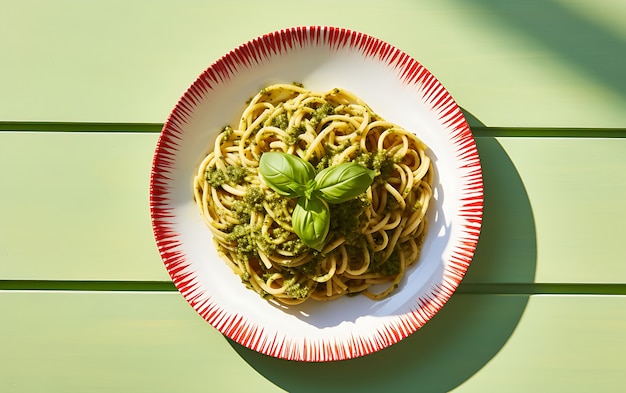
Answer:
[193,83,433,305]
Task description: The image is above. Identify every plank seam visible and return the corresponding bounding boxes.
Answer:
[1,122,626,138]
[1,281,625,295]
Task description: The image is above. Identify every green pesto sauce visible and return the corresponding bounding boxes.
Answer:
[227,223,277,262]
[279,237,308,255]
[226,224,256,260]
[353,149,398,182]
[227,187,303,263]
[270,112,289,130]
[285,124,306,145]
[264,191,292,222]
[385,195,400,213]
[263,270,315,299]
[328,193,370,243]
[369,247,401,276]
[243,186,264,211]
[373,150,397,180]
[205,165,249,188]
[313,101,335,121]
[292,254,323,276]
[231,186,266,230]
[205,166,226,188]
[231,200,250,222]
[217,89,406,294]
[308,101,336,129]
[284,279,312,299]
[260,271,312,299]
[311,141,353,171]
[220,125,234,142]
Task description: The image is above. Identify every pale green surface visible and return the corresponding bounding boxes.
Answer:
[552,0,626,40]
[1,0,625,127]
[2,132,625,283]
[0,291,284,393]
[452,295,626,393]
[454,295,626,393]
[0,292,624,392]
[496,138,626,284]
[0,132,166,281]
[1,0,625,390]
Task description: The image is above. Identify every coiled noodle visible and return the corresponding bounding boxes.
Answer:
[193,83,433,305]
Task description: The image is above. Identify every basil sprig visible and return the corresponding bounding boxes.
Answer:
[258,151,315,198]
[314,162,376,204]
[292,194,330,252]
[259,152,375,251]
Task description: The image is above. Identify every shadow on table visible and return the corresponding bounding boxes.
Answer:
[227,112,537,393]
[470,0,626,101]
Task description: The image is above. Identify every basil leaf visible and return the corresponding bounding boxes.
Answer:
[292,194,330,251]
[259,152,316,197]
[313,162,375,204]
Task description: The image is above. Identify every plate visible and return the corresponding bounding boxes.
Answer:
[150,26,483,362]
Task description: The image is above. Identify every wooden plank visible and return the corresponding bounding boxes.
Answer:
[463,137,626,284]
[0,291,623,392]
[0,132,167,281]
[491,137,626,284]
[0,291,281,393]
[2,132,626,284]
[1,0,625,127]
[451,294,626,393]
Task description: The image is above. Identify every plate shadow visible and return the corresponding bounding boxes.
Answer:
[224,111,537,392]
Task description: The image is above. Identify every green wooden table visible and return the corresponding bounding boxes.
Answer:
[2,1,625,392]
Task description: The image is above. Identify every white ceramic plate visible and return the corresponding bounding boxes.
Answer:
[150,26,483,362]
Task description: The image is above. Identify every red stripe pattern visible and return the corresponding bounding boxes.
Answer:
[150,26,483,362]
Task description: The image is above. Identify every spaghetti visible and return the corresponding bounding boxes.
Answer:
[193,83,433,305]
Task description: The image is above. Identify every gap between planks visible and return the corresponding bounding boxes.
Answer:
[1,122,626,138]
[0,280,625,295]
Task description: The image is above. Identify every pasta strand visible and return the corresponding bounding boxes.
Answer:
[193,84,434,304]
